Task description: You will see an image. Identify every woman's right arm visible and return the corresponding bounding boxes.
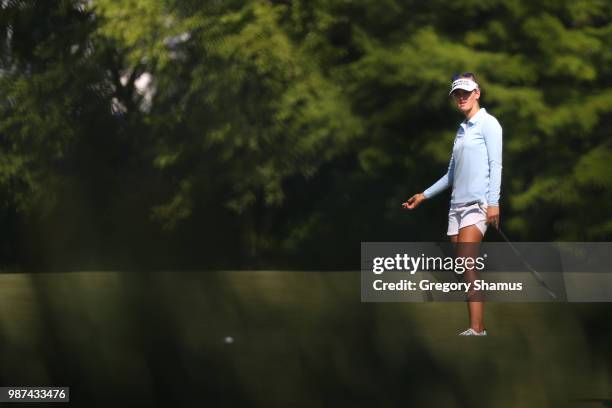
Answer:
[423,152,455,198]
[403,152,455,209]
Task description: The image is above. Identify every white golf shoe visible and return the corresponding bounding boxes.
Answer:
[459,328,487,336]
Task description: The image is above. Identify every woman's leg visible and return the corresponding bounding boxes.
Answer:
[455,225,485,333]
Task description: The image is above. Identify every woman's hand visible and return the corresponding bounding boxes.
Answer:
[487,206,500,229]
[402,193,426,210]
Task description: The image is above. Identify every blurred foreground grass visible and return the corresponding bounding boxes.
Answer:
[0,271,609,407]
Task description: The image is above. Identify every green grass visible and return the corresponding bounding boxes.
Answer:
[0,271,609,407]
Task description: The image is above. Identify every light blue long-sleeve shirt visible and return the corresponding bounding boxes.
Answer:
[423,108,503,206]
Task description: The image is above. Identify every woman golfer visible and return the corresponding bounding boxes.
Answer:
[402,73,502,336]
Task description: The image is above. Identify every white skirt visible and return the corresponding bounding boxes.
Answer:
[447,201,488,236]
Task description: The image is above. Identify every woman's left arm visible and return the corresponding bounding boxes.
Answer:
[483,116,503,228]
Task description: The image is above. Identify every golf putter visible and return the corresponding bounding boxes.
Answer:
[495,227,557,300]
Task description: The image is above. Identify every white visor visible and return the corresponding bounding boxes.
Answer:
[449,78,479,95]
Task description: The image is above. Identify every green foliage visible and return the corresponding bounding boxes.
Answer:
[0,0,611,268]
